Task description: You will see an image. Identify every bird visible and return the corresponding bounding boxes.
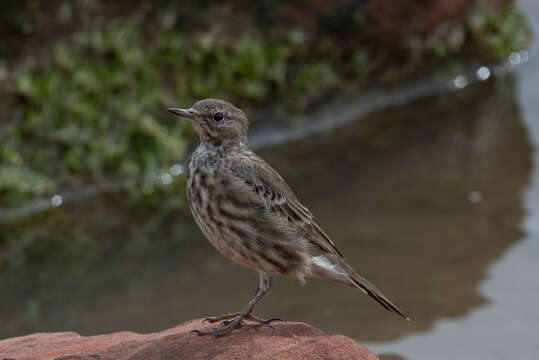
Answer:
[167,99,409,337]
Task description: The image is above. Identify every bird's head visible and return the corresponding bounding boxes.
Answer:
[168,99,249,145]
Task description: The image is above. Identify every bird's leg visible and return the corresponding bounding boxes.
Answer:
[193,273,279,337]
[202,285,280,325]
[202,286,260,324]
[202,312,241,324]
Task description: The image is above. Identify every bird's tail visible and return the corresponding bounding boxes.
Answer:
[311,254,410,320]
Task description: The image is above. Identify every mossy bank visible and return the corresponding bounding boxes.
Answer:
[0,0,532,208]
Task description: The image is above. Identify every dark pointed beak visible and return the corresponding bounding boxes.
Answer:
[167,107,196,120]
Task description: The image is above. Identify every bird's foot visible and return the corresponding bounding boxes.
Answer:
[221,316,281,327]
[202,312,240,324]
[192,315,243,337]
[202,312,280,325]
[194,314,282,337]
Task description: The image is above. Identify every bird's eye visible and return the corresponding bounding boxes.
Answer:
[213,112,224,121]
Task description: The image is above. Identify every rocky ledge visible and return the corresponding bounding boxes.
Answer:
[0,320,378,360]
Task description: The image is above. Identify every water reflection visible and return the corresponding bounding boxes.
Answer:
[169,163,184,177]
[476,66,491,81]
[370,0,539,356]
[260,78,530,343]
[0,75,531,352]
[453,75,468,89]
[50,194,63,207]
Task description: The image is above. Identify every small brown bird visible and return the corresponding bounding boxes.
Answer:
[168,99,408,337]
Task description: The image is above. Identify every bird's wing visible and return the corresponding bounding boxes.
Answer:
[230,149,344,259]
[229,149,409,319]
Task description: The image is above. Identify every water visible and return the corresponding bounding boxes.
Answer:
[368,76,539,359]
[369,0,539,358]
[1,9,539,360]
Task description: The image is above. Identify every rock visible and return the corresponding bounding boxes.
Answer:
[0,320,378,360]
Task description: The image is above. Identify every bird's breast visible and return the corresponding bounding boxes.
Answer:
[186,153,310,279]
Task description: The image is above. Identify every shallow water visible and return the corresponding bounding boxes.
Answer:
[0,71,535,354]
[1,10,539,360]
[368,0,539,358]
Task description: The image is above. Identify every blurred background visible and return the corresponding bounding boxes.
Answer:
[0,0,537,359]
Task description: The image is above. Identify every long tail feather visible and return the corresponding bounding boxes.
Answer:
[311,255,410,320]
[349,271,409,320]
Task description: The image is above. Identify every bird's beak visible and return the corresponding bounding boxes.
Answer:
[167,107,196,120]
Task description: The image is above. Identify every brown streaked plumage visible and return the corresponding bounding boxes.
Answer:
[167,99,409,337]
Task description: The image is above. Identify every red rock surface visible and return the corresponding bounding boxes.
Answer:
[0,320,379,360]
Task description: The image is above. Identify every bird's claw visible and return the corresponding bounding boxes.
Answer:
[202,312,280,324]
[221,318,245,327]
[191,327,230,337]
[263,317,282,323]
[192,323,238,338]
[193,315,282,337]
[247,322,274,330]
[221,319,233,326]
[202,312,239,324]
[191,329,209,336]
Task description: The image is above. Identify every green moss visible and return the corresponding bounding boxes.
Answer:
[0,1,532,208]
[411,2,532,65]
[0,16,342,206]
[470,2,532,60]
